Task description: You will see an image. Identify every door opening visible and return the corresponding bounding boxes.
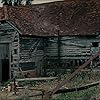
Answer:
[0,43,10,82]
[2,59,9,82]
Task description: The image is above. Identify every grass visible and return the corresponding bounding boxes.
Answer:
[55,86,99,100]
[54,71,100,100]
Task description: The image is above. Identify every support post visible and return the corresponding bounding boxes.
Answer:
[14,77,16,95]
[43,38,46,76]
[55,30,61,75]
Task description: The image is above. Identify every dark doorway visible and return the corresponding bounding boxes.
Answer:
[2,59,9,82]
[0,43,9,82]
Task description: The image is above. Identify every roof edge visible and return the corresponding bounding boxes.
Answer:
[6,21,22,35]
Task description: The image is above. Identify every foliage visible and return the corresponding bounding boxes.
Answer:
[26,0,32,5]
[1,0,33,6]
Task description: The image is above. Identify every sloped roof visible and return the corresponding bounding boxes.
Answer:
[0,7,5,20]
[0,0,100,36]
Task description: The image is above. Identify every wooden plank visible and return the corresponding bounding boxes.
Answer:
[46,52,90,56]
[15,69,36,74]
[45,56,90,59]
[16,77,57,81]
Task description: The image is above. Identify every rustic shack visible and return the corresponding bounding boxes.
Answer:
[0,0,100,81]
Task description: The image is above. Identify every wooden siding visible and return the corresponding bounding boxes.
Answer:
[19,37,44,75]
[0,22,14,43]
[19,36,100,76]
[0,21,20,79]
[45,36,100,59]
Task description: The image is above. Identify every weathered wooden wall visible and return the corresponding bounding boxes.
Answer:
[0,21,100,78]
[19,37,44,76]
[19,35,100,76]
[0,21,20,80]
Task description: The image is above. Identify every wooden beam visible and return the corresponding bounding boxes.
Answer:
[16,77,57,81]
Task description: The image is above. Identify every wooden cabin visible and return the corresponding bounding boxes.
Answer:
[0,0,100,81]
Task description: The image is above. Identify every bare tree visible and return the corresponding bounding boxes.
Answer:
[13,0,22,5]
[9,0,12,6]
[1,0,33,6]
[1,0,8,5]
[26,0,33,5]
